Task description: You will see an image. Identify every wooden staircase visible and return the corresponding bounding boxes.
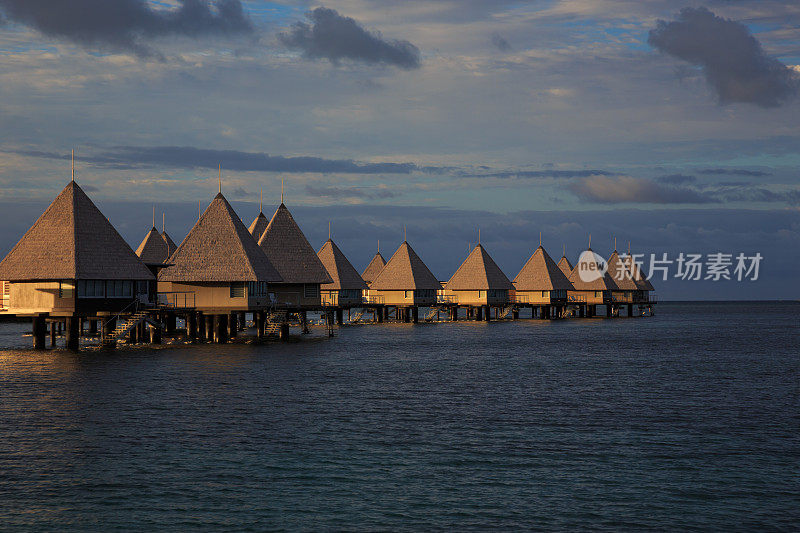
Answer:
[106,311,152,343]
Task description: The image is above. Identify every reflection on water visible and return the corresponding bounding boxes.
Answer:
[0,303,798,530]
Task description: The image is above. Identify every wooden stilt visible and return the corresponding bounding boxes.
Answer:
[32,316,46,350]
[65,316,80,351]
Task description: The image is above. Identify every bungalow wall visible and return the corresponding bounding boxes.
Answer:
[568,290,609,305]
[368,289,436,307]
[513,289,567,305]
[6,280,146,315]
[321,289,363,307]
[269,283,322,309]
[158,281,273,311]
[440,289,509,306]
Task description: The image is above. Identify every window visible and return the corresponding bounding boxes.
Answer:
[479,290,486,298]
[340,289,361,300]
[136,281,149,295]
[488,289,506,298]
[248,281,269,297]
[59,281,75,299]
[107,281,133,298]
[77,280,106,298]
[230,283,246,298]
[304,284,319,298]
[414,289,435,298]
[404,290,412,299]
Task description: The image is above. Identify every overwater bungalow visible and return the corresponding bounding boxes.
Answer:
[0,180,154,349]
[157,190,282,341]
[557,249,573,279]
[361,248,386,287]
[367,241,440,319]
[606,245,640,309]
[567,246,619,316]
[248,189,269,240]
[442,244,513,309]
[512,245,573,314]
[257,201,332,309]
[317,238,368,308]
[136,211,175,270]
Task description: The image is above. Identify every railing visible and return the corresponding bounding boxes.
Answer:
[321,292,338,307]
[436,294,458,304]
[567,294,587,303]
[510,293,529,304]
[611,292,634,303]
[363,295,385,305]
[157,291,196,309]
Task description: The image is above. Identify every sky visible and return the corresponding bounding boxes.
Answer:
[0,0,798,300]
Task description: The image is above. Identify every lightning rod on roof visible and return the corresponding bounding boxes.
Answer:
[163,213,166,233]
[218,164,222,194]
[260,187,263,213]
[152,205,155,228]
[71,149,74,183]
[281,178,284,204]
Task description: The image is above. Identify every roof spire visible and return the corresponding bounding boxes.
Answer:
[328,221,331,240]
[404,225,407,242]
[71,149,75,183]
[478,227,481,245]
[628,241,631,255]
[152,205,156,228]
[377,239,380,253]
[198,199,201,220]
[281,177,284,204]
[563,243,566,257]
[162,213,166,232]
[218,164,222,193]
[588,234,592,250]
[259,187,263,213]
[539,232,542,247]
[614,236,617,252]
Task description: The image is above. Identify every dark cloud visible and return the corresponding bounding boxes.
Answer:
[656,174,696,185]
[278,7,420,69]
[698,168,773,177]
[568,175,717,204]
[716,186,800,205]
[491,32,511,52]
[0,0,253,58]
[13,147,424,175]
[230,186,250,198]
[648,7,798,107]
[306,185,399,200]
[470,169,614,179]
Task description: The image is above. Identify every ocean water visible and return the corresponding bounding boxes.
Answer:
[0,302,798,531]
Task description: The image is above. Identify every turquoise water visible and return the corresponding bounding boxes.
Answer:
[0,302,798,530]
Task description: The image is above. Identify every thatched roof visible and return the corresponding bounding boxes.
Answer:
[318,239,369,291]
[369,241,440,290]
[248,212,269,241]
[161,231,177,257]
[158,193,281,282]
[607,250,639,290]
[567,249,619,291]
[446,244,513,291]
[557,255,573,279]
[0,181,153,281]
[258,204,332,284]
[513,246,573,291]
[361,252,386,284]
[626,254,655,291]
[136,227,172,265]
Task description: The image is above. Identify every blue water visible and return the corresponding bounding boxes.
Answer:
[0,302,798,530]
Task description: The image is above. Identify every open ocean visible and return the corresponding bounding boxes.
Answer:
[0,302,798,531]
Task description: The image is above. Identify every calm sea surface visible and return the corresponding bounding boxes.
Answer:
[0,302,798,531]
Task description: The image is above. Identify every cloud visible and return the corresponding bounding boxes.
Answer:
[12,147,424,175]
[716,186,800,205]
[648,7,798,107]
[470,169,614,179]
[568,175,717,204]
[306,184,399,200]
[656,174,696,185]
[698,168,772,177]
[0,0,254,58]
[278,7,420,69]
[490,32,511,52]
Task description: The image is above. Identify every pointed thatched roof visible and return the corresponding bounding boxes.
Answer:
[568,249,619,291]
[362,252,386,284]
[248,212,269,241]
[136,227,172,265]
[369,241,440,291]
[446,244,513,291]
[607,250,639,290]
[161,231,177,257]
[0,181,153,281]
[513,246,573,291]
[557,255,573,279]
[158,193,281,282]
[258,204,332,284]
[626,254,655,291]
[318,239,369,291]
